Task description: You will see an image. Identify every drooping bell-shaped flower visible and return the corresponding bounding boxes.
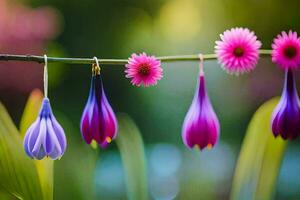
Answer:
[271,69,300,140]
[80,66,118,148]
[24,98,67,160]
[182,71,220,150]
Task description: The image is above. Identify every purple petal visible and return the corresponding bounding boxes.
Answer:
[32,118,47,159]
[39,98,53,117]
[23,126,34,158]
[44,118,55,155]
[80,107,93,144]
[90,100,103,143]
[46,118,63,159]
[51,116,67,154]
[35,147,46,160]
[27,119,41,154]
[101,92,118,139]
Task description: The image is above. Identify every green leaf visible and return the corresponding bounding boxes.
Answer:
[230,97,287,200]
[46,42,68,88]
[33,160,53,200]
[0,189,15,200]
[255,135,286,200]
[19,89,54,200]
[54,112,98,200]
[0,102,43,200]
[116,114,148,200]
[19,89,43,137]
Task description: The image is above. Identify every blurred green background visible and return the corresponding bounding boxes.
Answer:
[1,0,300,199]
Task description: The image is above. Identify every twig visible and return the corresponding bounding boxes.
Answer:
[0,50,272,65]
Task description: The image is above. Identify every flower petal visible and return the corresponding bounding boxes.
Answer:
[51,116,66,154]
[32,118,47,160]
[46,118,63,159]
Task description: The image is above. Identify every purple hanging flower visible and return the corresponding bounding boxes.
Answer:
[182,72,220,150]
[271,69,300,140]
[80,72,118,148]
[23,98,67,160]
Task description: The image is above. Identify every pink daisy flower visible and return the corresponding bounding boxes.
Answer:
[125,53,163,87]
[215,27,262,75]
[272,31,300,70]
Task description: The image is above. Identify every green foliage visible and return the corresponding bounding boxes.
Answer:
[46,42,68,88]
[54,137,98,200]
[0,102,43,200]
[19,89,54,200]
[116,114,148,200]
[53,112,98,200]
[230,97,287,200]
[0,189,16,200]
[19,89,43,137]
[19,89,98,200]
[0,89,55,200]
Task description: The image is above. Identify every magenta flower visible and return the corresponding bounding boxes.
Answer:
[182,72,220,150]
[80,73,118,148]
[23,98,67,160]
[215,27,262,75]
[271,69,300,140]
[272,31,300,70]
[125,53,163,87]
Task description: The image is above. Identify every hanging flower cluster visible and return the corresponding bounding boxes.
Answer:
[271,31,300,140]
[80,60,118,148]
[182,55,220,150]
[271,69,300,140]
[24,98,67,160]
[24,55,67,160]
[22,28,300,160]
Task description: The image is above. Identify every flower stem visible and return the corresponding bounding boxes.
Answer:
[43,55,48,98]
[0,50,272,65]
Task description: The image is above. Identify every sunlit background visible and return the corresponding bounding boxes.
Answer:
[0,0,300,199]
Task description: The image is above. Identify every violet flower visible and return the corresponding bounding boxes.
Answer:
[182,72,220,150]
[80,72,118,148]
[271,69,300,140]
[24,98,67,160]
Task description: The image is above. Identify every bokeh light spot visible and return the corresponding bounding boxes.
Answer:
[156,0,201,42]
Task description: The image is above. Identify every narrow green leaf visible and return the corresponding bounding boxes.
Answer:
[255,135,286,200]
[230,97,287,200]
[0,102,43,200]
[19,89,54,200]
[54,112,98,200]
[0,189,15,200]
[19,89,43,137]
[116,114,148,200]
